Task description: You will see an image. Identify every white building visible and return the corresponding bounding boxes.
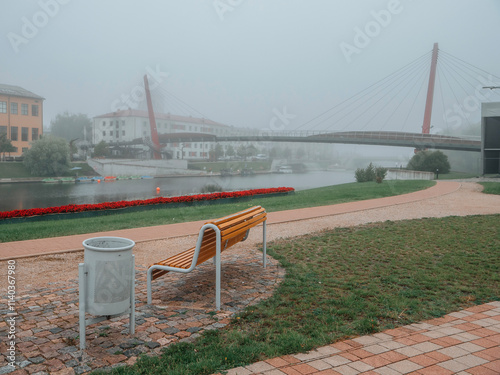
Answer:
[92,110,245,159]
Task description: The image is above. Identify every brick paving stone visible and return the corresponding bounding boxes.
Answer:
[329,364,358,375]
[322,355,352,367]
[408,354,439,367]
[280,367,303,375]
[387,359,422,374]
[361,354,392,368]
[467,366,499,375]
[307,359,332,371]
[265,357,290,368]
[287,363,317,374]
[416,365,454,375]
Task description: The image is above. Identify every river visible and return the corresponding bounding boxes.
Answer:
[0,170,355,212]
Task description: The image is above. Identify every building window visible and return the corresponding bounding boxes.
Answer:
[110,131,113,136]
[0,126,6,135]
[22,147,28,153]
[21,104,28,115]
[10,103,18,114]
[32,105,39,116]
[11,126,18,141]
[116,122,119,128]
[102,121,106,126]
[21,127,29,141]
[0,101,6,113]
[122,131,125,136]
[32,128,39,141]
[103,131,106,136]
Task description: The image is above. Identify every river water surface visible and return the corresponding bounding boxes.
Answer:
[0,170,355,212]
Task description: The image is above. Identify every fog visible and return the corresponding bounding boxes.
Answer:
[2,0,500,144]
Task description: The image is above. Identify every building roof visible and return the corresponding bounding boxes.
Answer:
[0,84,44,100]
[94,109,230,128]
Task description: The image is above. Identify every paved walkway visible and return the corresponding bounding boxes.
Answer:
[221,302,500,375]
[0,180,498,375]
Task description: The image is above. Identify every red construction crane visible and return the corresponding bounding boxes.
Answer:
[144,74,162,160]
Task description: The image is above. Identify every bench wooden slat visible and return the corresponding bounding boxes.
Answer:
[220,214,266,239]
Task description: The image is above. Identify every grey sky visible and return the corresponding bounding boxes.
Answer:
[2,0,500,135]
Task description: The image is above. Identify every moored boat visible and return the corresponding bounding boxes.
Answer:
[42,178,59,183]
[76,176,92,183]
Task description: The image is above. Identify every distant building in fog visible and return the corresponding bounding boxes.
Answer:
[0,84,44,157]
[92,109,250,159]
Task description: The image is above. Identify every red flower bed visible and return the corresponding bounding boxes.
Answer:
[0,187,294,220]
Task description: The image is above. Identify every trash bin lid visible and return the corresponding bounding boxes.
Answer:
[82,237,135,252]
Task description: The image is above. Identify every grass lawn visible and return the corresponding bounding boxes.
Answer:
[480,181,500,195]
[96,214,500,375]
[0,180,434,242]
[0,162,32,178]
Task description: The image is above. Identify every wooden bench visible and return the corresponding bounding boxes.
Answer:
[146,206,267,310]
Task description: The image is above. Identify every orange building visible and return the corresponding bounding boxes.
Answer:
[0,84,44,157]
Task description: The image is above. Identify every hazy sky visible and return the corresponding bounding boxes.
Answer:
[2,0,500,135]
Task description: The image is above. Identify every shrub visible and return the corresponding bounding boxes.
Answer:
[355,163,387,183]
[407,150,450,174]
[23,136,71,176]
[200,184,223,193]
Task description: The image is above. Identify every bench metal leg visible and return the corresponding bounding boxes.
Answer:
[79,263,86,350]
[147,268,153,305]
[215,235,221,311]
[130,255,135,334]
[263,220,267,268]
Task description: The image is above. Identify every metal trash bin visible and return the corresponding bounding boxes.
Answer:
[79,237,135,350]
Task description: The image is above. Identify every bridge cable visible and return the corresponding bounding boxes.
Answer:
[439,53,500,101]
[291,50,432,131]
[436,68,450,132]
[437,62,473,128]
[304,51,431,132]
[310,51,430,131]
[339,54,431,132]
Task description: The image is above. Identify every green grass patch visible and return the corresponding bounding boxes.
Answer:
[437,171,479,179]
[95,215,500,375]
[0,162,32,178]
[0,180,434,242]
[480,182,500,195]
[0,161,95,178]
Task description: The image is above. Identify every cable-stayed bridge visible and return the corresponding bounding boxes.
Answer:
[131,43,500,156]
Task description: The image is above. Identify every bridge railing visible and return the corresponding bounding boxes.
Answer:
[254,130,480,143]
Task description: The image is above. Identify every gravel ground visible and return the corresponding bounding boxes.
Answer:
[9,180,500,292]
